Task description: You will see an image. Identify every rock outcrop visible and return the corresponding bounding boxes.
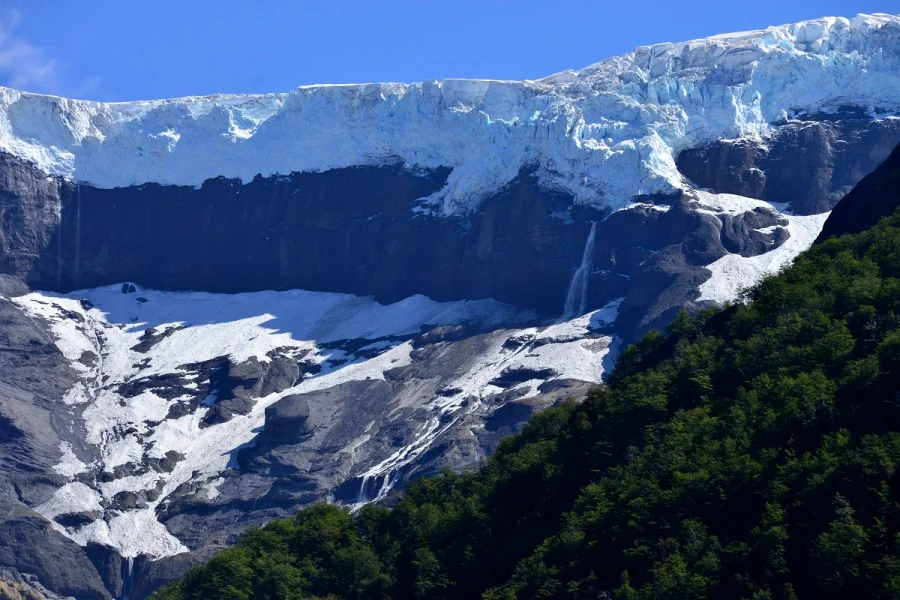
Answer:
[677,111,900,215]
[817,141,900,241]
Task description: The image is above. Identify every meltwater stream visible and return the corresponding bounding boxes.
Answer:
[119,557,135,600]
[561,222,597,321]
[75,183,82,289]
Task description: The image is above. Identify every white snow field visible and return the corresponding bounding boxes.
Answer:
[0,14,897,214]
[11,287,621,557]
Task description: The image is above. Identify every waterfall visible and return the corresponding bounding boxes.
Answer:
[561,222,597,320]
[56,192,63,290]
[373,471,396,503]
[119,556,135,600]
[356,474,371,504]
[74,183,82,289]
[355,472,396,507]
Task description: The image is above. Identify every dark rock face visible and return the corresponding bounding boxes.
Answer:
[720,208,789,256]
[0,296,79,502]
[128,551,214,600]
[84,544,124,600]
[817,142,900,241]
[0,151,743,342]
[19,162,609,318]
[0,505,110,600]
[0,566,76,600]
[0,154,62,283]
[0,294,109,599]
[201,354,301,426]
[262,395,312,442]
[677,114,900,215]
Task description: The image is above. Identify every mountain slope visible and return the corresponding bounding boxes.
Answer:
[817,141,900,240]
[154,153,900,599]
[0,14,899,600]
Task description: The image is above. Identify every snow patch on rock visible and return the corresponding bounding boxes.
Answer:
[694,191,831,302]
[36,482,102,519]
[13,287,532,557]
[52,442,88,478]
[355,298,622,503]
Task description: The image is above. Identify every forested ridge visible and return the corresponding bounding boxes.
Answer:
[154,199,900,598]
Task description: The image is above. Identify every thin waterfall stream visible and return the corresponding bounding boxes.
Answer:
[561,221,597,321]
[75,183,82,289]
[119,557,135,600]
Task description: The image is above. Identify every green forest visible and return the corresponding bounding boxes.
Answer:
[154,202,900,599]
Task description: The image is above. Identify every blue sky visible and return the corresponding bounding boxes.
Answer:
[0,0,893,101]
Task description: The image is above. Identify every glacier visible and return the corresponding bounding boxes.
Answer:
[0,14,897,215]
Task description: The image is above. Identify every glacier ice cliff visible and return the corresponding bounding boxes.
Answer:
[0,14,898,214]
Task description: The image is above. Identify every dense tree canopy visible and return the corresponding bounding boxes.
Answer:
[154,208,900,600]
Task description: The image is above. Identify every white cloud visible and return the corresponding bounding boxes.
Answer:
[0,8,103,98]
[0,8,60,93]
